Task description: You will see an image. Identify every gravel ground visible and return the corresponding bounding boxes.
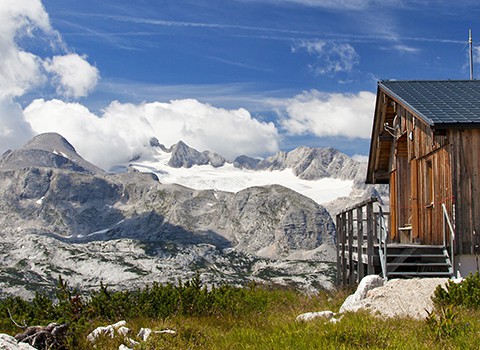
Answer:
[348,277,448,319]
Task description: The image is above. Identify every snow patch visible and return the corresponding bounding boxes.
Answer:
[129,158,353,205]
[52,149,69,159]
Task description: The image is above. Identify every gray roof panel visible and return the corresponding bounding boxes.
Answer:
[378,80,480,126]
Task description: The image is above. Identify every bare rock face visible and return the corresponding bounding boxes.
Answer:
[234,146,361,181]
[168,140,226,168]
[233,155,261,170]
[0,133,336,297]
[0,133,103,174]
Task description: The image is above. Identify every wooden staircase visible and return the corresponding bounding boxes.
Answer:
[382,244,453,278]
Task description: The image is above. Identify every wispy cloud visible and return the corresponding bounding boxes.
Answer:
[292,40,360,75]
[237,0,436,10]
[392,44,421,54]
[63,11,466,51]
[237,0,475,11]
[203,55,274,73]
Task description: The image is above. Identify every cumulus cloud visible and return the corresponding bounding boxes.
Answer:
[0,0,100,157]
[44,54,100,98]
[0,98,35,152]
[352,154,369,163]
[0,0,52,99]
[0,1,99,100]
[273,90,375,139]
[292,40,359,75]
[24,98,280,170]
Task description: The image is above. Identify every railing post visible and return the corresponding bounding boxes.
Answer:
[357,206,364,282]
[442,203,456,277]
[377,205,388,280]
[347,209,355,285]
[341,211,347,285]
[336,214,342,284]
[366,201,374,275]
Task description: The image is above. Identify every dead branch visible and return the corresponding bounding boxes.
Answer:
[7,308,27,329]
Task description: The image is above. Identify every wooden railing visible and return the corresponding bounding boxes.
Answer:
[336,197,389,286]
[377,205,388,280]
[442,203,455,276]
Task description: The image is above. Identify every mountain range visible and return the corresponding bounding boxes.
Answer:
[0,133,386,298]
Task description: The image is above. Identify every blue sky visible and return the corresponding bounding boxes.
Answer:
[1,0,480,169]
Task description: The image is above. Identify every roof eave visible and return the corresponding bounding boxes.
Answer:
[378,81,435,127]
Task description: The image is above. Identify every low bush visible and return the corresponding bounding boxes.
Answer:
[432,272,480,309]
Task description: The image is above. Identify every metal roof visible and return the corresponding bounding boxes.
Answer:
[378,80,480,126]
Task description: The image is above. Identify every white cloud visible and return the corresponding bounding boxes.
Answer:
[0,0,100,158]
[293,40,359,75]
[393,44,420,54]
[24,98,280,170]
[44,54,100,98]
[272,90,375,139]
[276,0,372,9]
[474,47,480,64]
[0,0,52,99]
[0,97,35,152]
[352,154,369,163]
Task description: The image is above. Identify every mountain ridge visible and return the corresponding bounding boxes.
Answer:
[0,133,338,297]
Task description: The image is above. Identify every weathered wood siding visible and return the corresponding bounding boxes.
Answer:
[387,102,453,245]
[450,129,480,254]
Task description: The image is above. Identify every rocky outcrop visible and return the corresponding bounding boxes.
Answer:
[0,167,334,257]
[233,155,261,170]
[168,141,226,168]
[234,146,361,181]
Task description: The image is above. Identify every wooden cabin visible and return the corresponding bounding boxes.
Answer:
[366,80,480,277]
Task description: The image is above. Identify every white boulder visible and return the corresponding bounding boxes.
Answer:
[0,334,37,350]
[295,310,334,322]
[339,275,384,314]
[137,327,152,342]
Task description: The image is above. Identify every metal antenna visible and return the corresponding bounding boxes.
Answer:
[469,29,474,80]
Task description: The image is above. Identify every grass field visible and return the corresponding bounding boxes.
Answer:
[1,276,479,349]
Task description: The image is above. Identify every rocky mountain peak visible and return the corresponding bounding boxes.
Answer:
[0,132,103,174]
[233,145,360,181]
[168,140,226,168]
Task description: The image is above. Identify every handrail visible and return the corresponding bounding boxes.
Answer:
[377,205,388,280]
[442,203,455,275]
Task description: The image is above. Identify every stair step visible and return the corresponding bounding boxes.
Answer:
[388,271,453,277]
[387,262,449,266]
[386,254,446,258]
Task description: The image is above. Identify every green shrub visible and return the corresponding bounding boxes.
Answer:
[433,272,480,309]
[425,305,462,340]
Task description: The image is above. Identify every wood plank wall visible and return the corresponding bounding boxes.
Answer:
[450,129,480,254]
[388,102,453,246]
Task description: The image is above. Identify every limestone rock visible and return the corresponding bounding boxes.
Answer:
[296,310,334,322]
[0,334,37,350]
[0,133,336,296]
[168,140,225,168]
[339,275,385,314]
